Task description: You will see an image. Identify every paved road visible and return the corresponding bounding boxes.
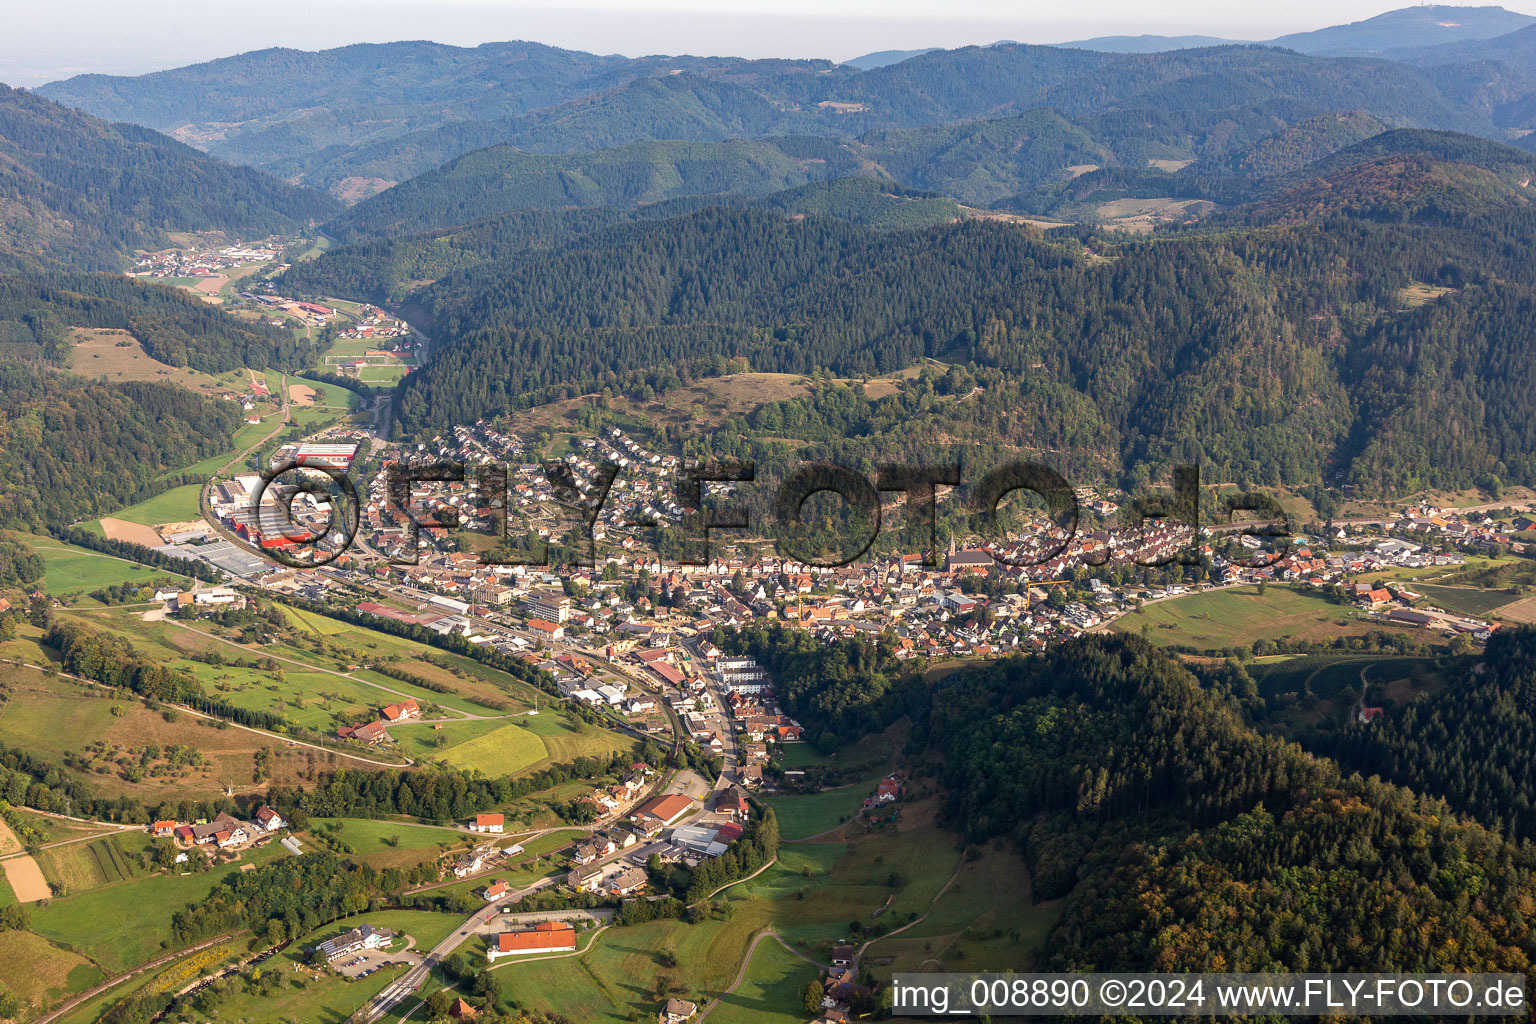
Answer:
[356,876,563,1023]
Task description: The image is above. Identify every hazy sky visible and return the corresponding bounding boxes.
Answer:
[5,0,1536,86]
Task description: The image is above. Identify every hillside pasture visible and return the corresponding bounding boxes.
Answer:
[1109,585,1411,651]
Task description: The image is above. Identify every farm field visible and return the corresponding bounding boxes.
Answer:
[27,533,193,596]
[37,834,151,894]
[0,928,103,1014]
[522,708,642,767]
[0,667,312,802]
[1108,585,1412,651]
[28,843,286,972]
[435,720,554,776]
[100,485,205,529]
[307,817,470,870]
[1412,583,1521,619]
[388,717,508,761]
[707,935,819,1024]
[0,855,51,903]
[66,329,242,397]
[50,603,631,773]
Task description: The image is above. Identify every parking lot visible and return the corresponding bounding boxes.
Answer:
[334,943,421,979]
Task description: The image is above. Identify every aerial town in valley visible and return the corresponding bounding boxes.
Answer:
[15,9,1536,1019]
[58,347,1526,1022]
[166,417,1525,668]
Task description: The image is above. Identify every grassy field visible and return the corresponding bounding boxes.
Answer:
[0,928,103,1014]
[524,708,642,767]
[436,721,549,775]
[0,666,315,803]
[278,603,354,636]
[859,840,1061,978]
[1109,585,1409,651]
[308,817,470,870]
[1413,584,1520,619]
[29,844,285,972]
[66,329,242,397]
[707,936,818,1024]
[27,533,194,596]
[170,409,284,481]
[100,484,204,528]
[765,733,897,841]
[765,783,872,842]
[37,834,149,893]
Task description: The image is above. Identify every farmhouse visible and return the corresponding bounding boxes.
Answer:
[486,921,576,961]
[381,699,421,721]
[337,719,389,744]
[659,998,699,1023]
[254,806,286,831]
[471,813,505,833]
[190,812,244,845]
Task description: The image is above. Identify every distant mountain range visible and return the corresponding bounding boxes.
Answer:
[841,48,939,70]
[1046,4,1536,56]
[0,84,337,269]
[29,12,1536,204]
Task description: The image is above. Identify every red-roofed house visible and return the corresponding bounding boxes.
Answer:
[338,719,389,744]
[381,699,421,721]
[471,813,505,834]
[487,921,576,961]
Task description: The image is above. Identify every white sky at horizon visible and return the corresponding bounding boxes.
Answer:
[3,0,1536,87]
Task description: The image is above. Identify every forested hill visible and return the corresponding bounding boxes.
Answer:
[917,633,1536,972]
[0,272,320,372]
[392,193,1536,494]
[321,117,1071,239]
[0,84,338,268]
[323,137,867,239]
[1234,129,1536,223]
[283,179,962,304]
[37,27,1536,197]
[0,362,238,529]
